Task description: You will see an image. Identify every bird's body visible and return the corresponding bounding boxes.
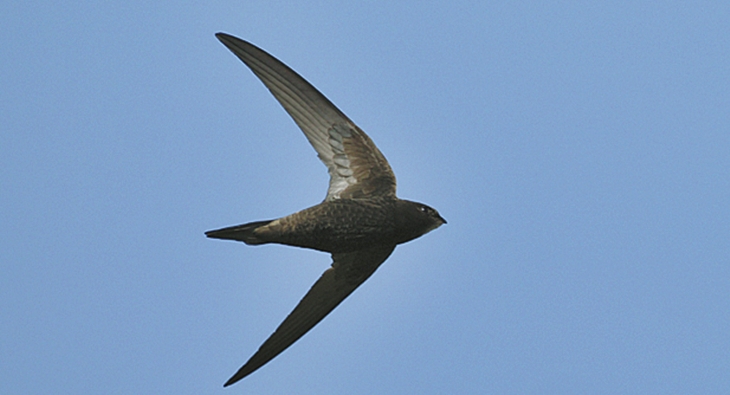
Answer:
[209,196,441,253]
[207,33,445,387]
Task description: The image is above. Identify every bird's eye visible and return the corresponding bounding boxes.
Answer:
[419,205,429,213]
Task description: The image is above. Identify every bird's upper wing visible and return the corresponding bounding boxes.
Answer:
[223,244,395,387]
[216,33,396,200]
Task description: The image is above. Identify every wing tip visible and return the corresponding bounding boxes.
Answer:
[223,375,240,387]
[223,363,257,387]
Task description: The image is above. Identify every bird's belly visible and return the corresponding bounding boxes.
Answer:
[263,202,396,253]
[281,221,392,253]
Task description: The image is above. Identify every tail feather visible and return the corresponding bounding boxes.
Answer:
[205,220,273,245]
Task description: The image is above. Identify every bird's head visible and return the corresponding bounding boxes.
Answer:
[394,200,446,244]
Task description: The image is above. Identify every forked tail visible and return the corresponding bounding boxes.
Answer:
[205,220,273,245]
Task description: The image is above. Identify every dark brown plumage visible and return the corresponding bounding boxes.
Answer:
[206,33,446,387]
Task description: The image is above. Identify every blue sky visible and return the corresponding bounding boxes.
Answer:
[2,1,728,394]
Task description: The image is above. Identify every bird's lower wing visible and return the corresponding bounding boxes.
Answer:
[224,244,396,386]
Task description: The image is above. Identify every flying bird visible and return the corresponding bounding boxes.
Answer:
[207,32,446,387]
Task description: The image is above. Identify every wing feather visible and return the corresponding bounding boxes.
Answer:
[216,33,396,199]
[224,245,395,386]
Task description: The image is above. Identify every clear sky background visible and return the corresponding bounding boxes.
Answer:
[2,2,728,394]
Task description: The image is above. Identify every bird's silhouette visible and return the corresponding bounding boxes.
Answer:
[207,33,446,387]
